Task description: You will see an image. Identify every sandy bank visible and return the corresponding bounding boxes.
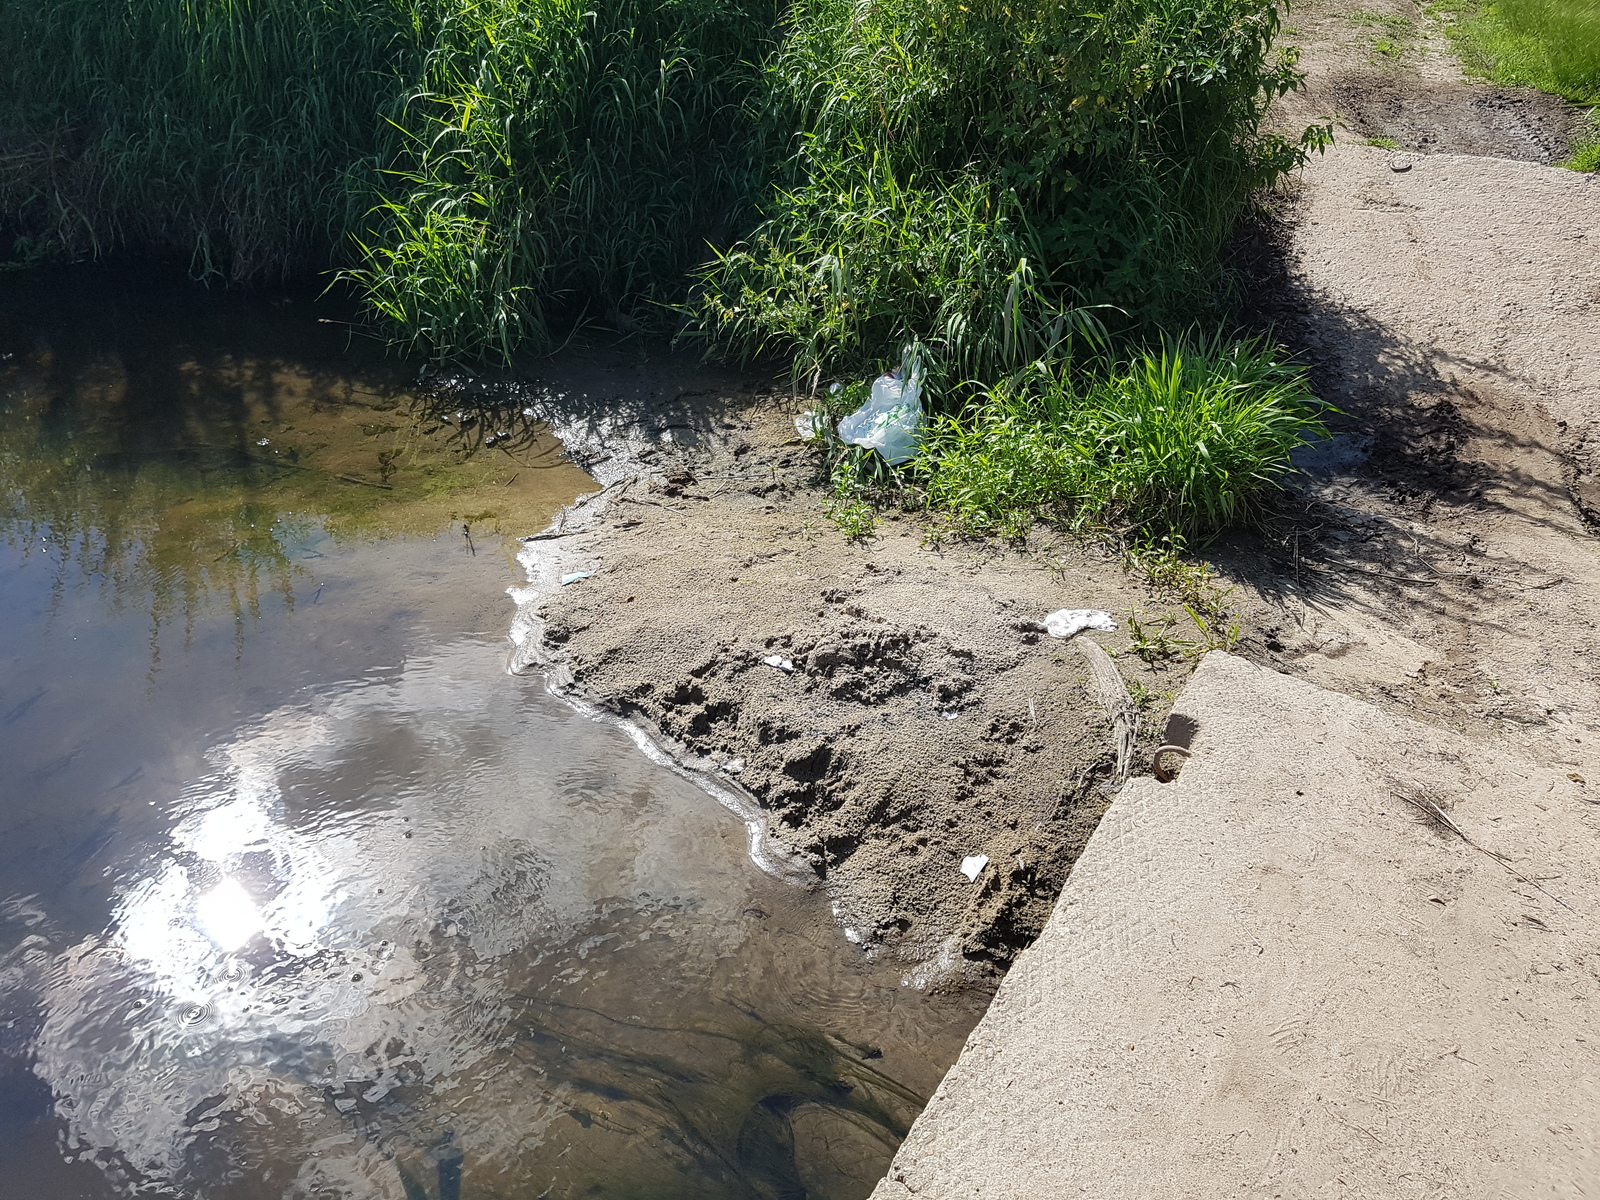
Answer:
[468,363,1214,982]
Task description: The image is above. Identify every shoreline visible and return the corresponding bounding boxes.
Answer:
[443,355,1209,986]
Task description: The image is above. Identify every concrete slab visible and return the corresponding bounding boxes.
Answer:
[873,652,1600,1198]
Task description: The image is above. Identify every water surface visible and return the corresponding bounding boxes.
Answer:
[0,268,985,1200]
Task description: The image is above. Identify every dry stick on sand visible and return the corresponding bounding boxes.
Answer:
[1076,639,1138,782]
[1393,782,1579,916]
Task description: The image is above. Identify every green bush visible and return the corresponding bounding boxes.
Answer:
[693,0,1323,386]
[1450,0,1600,104]
[919,333,1329,539]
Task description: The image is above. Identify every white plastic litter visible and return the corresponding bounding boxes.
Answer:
[942,710,959,721]
[720,757,746,774]
[1043,609,1117,639]
[761,655,795,673]
[836,355,924,466]
[794,410,826,440]
[959,855,989,883]
[560,571,594,585]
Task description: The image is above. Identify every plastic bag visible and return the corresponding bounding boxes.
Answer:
[836,356,924,466]
[1042,609,1117,639]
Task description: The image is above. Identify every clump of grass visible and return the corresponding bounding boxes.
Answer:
[1449,0,1600,103]
[1563,109,1600,170]
[692,0,1327,389]
[1125,604,1240,662]
[917,333,1329,541]
[1350,8,1418,60]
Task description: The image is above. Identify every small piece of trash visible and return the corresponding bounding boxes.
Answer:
[1569,773,1586,785]
[1427,895,1447,905]
[829,382,842,395]
[1042,609,1117,639]
[959,855,988,882]
[1389,154,1415,172]
[721,757,746,774]
[942,710,959,721]
[762,655,795,673]
[843,928,862,944]
[794,410,826,440]
[560,571,594,585]
[257,438,270,446]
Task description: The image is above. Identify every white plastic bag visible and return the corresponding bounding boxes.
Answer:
[1042,609,1117,639]
[836,358,924,466]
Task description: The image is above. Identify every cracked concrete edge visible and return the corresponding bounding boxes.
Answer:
[872,650,1600,1198]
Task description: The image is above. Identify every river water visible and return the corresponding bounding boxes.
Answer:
[0,268,984,1200]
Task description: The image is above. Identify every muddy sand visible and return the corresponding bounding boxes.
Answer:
[425,360,1212,985]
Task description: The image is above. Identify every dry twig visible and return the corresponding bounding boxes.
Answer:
[1393,782,1578,915]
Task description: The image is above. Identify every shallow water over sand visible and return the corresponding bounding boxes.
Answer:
[0,268,984,1200]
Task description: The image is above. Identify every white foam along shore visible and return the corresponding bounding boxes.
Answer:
[476,373,818,890]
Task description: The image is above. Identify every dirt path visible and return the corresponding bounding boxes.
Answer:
[1219,0,1600,788]
[1272,0,1585,161]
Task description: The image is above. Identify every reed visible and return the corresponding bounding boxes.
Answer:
[0,0,420,280]
[691,0,1325,388]
[342,0,778,360]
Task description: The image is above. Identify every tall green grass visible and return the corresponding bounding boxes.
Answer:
[343,0,777,360]
[693,0,1325,387]
[0,0,421,280]
[2,0,1320,367]
[0,0,775,349]
[1450,0,1600,104]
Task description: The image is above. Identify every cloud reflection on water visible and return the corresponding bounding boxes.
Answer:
[11,641,946,1200]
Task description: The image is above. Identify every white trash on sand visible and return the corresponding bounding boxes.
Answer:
[836,355,925,466]
[560,570,595,585]
[960,855,989,883]
[761,655,795,673]
[1043,609,1117,639]
[793,410,826,440]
